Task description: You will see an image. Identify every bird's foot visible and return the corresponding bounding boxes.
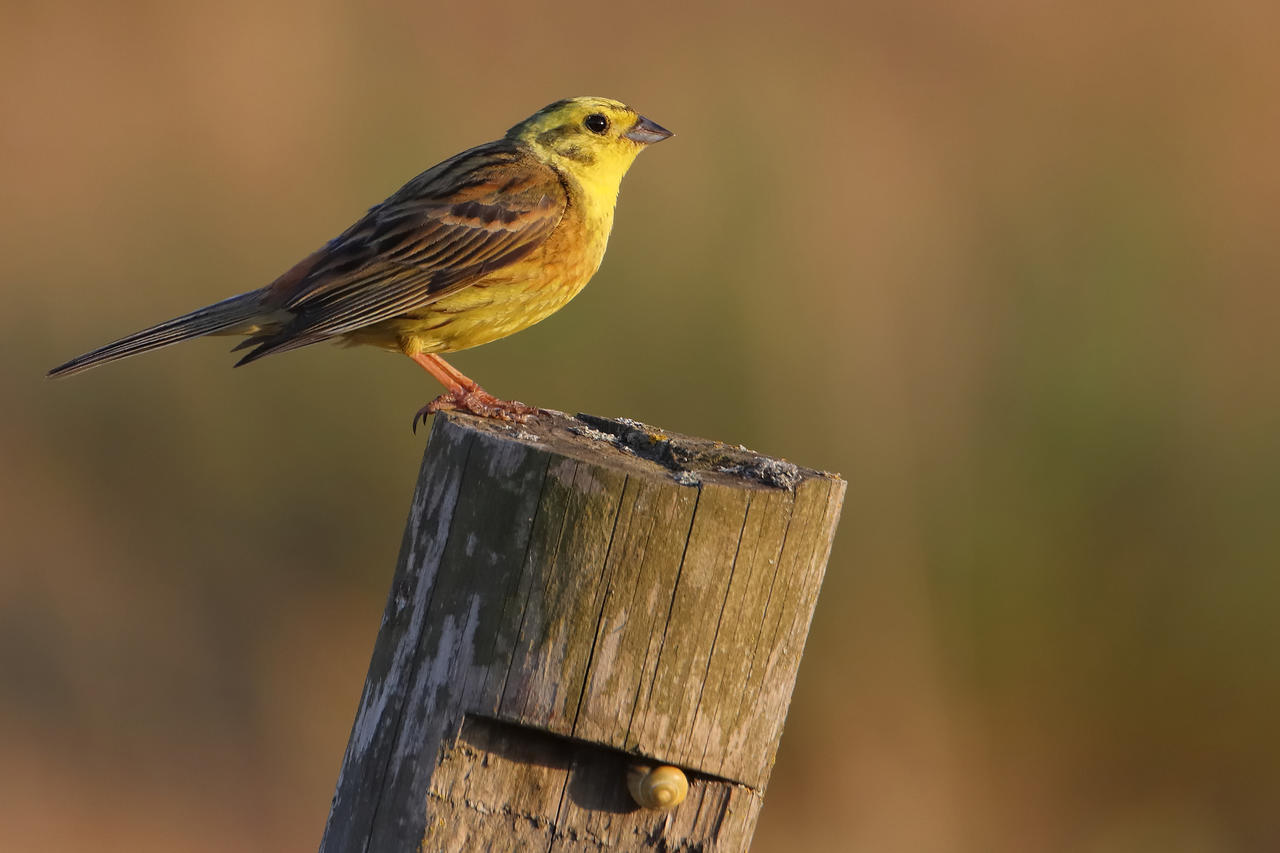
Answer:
[412,387,538,432]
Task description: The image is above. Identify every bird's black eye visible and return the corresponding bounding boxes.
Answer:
[584,113,609,134]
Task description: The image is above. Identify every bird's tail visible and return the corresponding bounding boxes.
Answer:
[48,290,268,378]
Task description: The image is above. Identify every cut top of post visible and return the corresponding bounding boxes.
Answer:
[458,410,832,493]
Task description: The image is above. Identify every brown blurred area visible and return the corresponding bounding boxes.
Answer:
[3,0,1278,850]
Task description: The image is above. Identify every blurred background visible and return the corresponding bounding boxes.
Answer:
[3,0,1278,850]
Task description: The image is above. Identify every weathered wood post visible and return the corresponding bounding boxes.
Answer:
[320,410,845,851]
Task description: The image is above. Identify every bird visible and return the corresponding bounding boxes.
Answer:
[48,97,672,428]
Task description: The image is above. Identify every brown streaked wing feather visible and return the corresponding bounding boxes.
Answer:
[237,141,565,363]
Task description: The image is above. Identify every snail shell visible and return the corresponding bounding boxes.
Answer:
[627,764,689,811]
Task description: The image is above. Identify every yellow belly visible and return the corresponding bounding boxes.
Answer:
[402,270,594,353]
[345,211,611,355]
[341,181,617,356]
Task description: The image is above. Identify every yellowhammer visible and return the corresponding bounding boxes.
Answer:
[48,97,672,426]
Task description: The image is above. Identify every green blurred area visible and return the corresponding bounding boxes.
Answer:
[3,1,1278,850]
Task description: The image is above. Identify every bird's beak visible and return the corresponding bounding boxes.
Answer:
[624,115,673,144]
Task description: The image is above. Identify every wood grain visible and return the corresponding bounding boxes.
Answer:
[319,410,845,852]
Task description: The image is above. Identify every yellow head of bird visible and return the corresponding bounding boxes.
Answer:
[508,97,672,199]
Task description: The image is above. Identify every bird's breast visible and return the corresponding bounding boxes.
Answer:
[388,200,615,355]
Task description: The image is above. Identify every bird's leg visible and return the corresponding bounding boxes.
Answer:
[407,352,537,430]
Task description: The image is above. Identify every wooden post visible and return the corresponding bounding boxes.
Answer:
[319,410,845,852]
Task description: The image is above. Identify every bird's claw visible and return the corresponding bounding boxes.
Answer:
[411,387,538,432]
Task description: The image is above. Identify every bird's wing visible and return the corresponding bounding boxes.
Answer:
[236,141,566,363]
